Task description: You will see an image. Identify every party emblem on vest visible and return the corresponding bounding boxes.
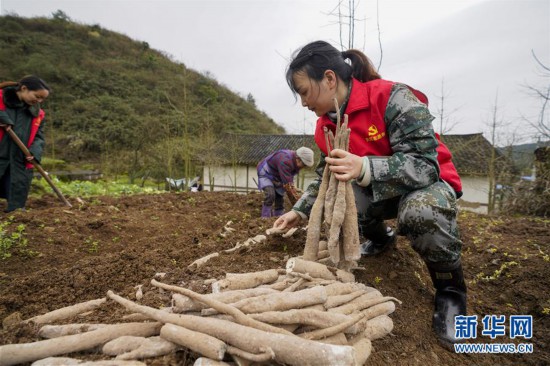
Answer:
[366,124,386,142]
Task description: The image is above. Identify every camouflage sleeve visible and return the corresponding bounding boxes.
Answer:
[369,84,440,202]
[291,153,326,218]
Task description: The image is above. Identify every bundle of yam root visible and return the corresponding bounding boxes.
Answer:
[0,260,400,366]
[0,103,400,365]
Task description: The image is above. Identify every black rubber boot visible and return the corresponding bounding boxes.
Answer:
[359,221,396,256]
[426,259,467,348]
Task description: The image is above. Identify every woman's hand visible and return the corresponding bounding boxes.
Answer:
[26,155,35,162]
[272,211,302,231]
[325,149,363,182]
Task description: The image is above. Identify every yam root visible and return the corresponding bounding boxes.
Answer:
[160,323,226,361]
[151,280,293,336]
[286,257,354,283]
[299,311,365,340]
[226,345,274,363]
[102,336,147,355]
[342,180,360,261]
[266,227,299,237]
[103,336,178,360]
[326,181,346,263]
[317,257,335,266]
[282,278,306,292]
[121,314,154,322]
[266,277,298,291]
[303,157,331,261]
[207,286,327,314]
[324,290,366,309]
[193,358,233,366]
[362,315,394,340]
[31,357,147,365]
[249,308,353,329]
[329,293,399,315]
[323,167,338,229]
[107,291,358,366]
[172,288,277,312]
[0,322,161,366]
[351,338,372,366]
[317,250,330,259]
[282,227,299,238]
[352,303,397,334]
[316,332,348,346]
[38,324,109,339]
[23,298,106,325]
[223,235,266,254]
[323,282,370,296]
[212,269,279,292]
[188,252,220,271]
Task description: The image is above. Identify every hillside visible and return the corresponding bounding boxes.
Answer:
[499,141,550,175]
[0,13,284,177]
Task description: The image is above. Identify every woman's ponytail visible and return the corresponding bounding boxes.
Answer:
[342,49,381,82]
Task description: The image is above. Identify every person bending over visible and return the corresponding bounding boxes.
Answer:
[257,146,314,218]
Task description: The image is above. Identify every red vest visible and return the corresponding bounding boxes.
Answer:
[0,89,45,168]
[314,78,462,193]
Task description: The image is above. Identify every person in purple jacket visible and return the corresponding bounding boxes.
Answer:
[257,147,314,217]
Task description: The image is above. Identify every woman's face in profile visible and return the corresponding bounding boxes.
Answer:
[18,86,49,106]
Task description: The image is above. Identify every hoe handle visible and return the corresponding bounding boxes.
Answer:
[3,126,72,208]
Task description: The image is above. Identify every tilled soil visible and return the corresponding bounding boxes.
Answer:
[0,191,548,365]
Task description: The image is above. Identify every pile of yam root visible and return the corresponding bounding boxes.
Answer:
[0,105,400,366]
[0,260,400,366]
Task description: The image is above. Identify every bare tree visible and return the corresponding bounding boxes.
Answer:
[324,0,365,50]
[434,78,462,135]
[485,91,517,214]
[523,50,550,140]
[375,0,383,71]
[323,0,383,70]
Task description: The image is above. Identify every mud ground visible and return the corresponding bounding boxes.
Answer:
[0,191,548,365]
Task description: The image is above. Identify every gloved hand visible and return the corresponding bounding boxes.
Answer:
[283,183,300,205]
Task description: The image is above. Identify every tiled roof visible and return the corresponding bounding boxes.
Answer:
[204,133,515,177]
[204,134,319,165]
[440,133,515,176]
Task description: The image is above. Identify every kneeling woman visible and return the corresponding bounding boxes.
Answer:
[273,41,466,347]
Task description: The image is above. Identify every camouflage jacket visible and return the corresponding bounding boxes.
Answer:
[293,81,440,218]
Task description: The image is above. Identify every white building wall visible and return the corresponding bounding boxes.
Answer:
[458,176,489,214]
[203,164,318,192]
[203,165,491,214]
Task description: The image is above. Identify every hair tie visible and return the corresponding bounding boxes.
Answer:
[341,51,348,59]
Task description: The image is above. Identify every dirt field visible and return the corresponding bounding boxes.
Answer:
[0,191,548,365]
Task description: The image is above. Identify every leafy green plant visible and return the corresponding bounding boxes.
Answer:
[85,236,100,253]
[0,221,37,259]
[31,177,161,198]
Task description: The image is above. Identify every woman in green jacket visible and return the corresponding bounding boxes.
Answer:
[0,75,51,212]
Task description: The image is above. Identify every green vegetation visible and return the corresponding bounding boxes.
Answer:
[0,13,285,184]
[84,236,99,253]
[31,175,161,197]
[0,218,37,259]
